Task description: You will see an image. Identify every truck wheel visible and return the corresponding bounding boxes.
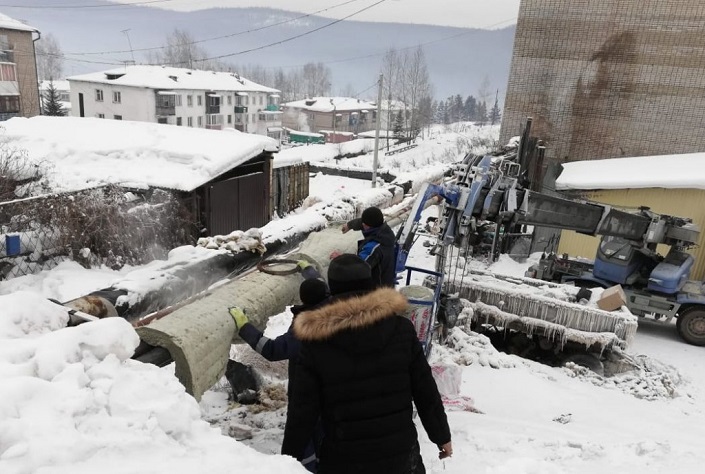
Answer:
[677,307,705,346]
[562,353,604,376]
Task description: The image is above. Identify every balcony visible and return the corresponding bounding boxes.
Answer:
[234,106,248,114]
[206,114,223,130]
[206,104,220,114]
[156,105,176,116]
[155,91,176,116]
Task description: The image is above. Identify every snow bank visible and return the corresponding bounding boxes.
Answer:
[0,292,304,474]
[556,152,705,191]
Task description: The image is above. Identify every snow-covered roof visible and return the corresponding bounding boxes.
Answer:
[2,116,279,194]
[67,65,279,94]
[282,97,376,113]
[0,12,37,32]
[555,153,705,191]
[39,80,70,92]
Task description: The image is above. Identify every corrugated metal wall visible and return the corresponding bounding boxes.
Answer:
[272,163,310,217]
[208,173,268,235]
[557,188,705,279]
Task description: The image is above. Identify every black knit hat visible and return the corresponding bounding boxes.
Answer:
[327,254,374,295]
[299,278,329,306]
[361,206,384,228]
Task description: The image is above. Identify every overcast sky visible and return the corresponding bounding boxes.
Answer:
[111,0,521,29]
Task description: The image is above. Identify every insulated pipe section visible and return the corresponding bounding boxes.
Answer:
[134,226,360,400]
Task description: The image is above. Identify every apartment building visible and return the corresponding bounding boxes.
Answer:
[281,97,379,135]
[0,13,40,121]
[67,65,283,141]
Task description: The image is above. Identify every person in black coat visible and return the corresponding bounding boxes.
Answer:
[281,254,452,474]
[230,262,328,473]
[342,206,398,287]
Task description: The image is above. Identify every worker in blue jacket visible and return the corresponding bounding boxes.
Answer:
[229,261,327,473]
[342,206,397,287]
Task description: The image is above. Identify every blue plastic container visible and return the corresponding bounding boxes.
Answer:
[5,234,21,256]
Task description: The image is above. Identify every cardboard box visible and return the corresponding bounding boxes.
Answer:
[597,284,627,311]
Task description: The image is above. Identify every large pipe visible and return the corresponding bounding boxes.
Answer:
[133,226,360,400]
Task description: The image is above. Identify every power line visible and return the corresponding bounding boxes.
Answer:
[0,0,175,8]
[182,0,389,65]
[269,16,517,70]
[66,0,365,56]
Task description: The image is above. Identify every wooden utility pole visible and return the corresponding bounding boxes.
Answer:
[372,74,383,188]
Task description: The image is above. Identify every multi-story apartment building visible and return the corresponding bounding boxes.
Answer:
[0,13,40,121]
[281,97,380,135]
[67,65,283,141]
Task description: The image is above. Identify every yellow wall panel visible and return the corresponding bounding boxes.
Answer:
[557,188,705,280]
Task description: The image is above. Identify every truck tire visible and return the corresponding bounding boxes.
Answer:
[677,307,705,346]
[562,353,604,375]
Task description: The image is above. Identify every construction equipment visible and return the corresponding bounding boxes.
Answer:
[394,133,705,374]
[526,220,705,345]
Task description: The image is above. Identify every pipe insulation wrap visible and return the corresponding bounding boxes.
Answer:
[135,226,360,400]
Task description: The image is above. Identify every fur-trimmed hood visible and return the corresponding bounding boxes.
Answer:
[293,288,408,342]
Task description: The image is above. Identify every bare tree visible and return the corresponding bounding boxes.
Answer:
[302,62,331,98]
[339,83,357,97]
[404,46,431,138]
[36,33,64,81]
[477,75,492,108]
[147,29,227,70]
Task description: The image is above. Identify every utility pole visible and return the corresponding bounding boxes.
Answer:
[372,73,383,188]
[121,29,136,65]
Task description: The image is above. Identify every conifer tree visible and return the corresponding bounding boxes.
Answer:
[43,79,65,116]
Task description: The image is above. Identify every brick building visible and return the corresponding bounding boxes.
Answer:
[500,1,705,165]
[0,13,40,120]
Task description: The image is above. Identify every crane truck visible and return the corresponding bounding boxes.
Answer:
[395,143,705,362]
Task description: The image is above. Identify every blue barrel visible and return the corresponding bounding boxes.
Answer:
[5,234,20,256]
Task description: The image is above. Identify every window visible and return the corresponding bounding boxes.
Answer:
[157,117,167,124]
[96,89,104,102]
[112,91,121,103]
[244,96,249,106]
[96,113,105,119]
[227,115,232,124]
[259,95,263,106]
[187,117,193,127]
[227,95,232,105]
[0,63,16,81]
[176,95,182,106]
[235,96,242,106]
[197,95,202,106]
[187,95,193,107]
[197,116,202,127]
[176,117,182,126]
[114,115,122,120]
[206,114,223,126]
[0,96,19,113]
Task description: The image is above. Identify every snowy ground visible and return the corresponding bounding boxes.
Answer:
[3,125,705,473]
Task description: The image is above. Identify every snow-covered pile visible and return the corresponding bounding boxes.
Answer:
[197,228,266,254]
[0,292,304,474]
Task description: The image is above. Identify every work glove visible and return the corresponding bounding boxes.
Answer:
[228,306,249,331]
[296,259,312,271]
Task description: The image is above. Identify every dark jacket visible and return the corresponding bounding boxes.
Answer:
[281,288,451,474]
[238,266,327,394]
[348,217,397,287]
